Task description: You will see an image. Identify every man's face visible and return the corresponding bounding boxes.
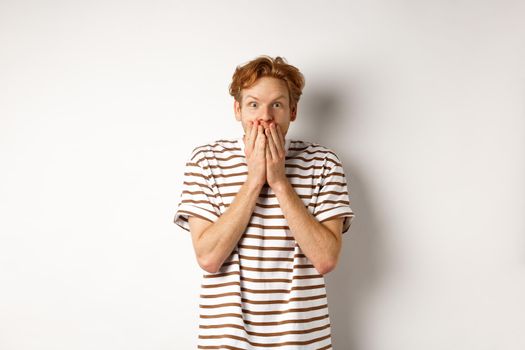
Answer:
[234,77,297,137]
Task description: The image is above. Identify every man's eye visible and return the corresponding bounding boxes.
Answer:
[273,102,281,107]
[248,102,257,107]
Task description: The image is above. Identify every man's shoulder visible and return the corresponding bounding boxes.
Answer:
[289,139,341,160]
[188,138,240,162]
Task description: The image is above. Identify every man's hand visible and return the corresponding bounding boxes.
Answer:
[265,122,288,191]
[244,120,266,190]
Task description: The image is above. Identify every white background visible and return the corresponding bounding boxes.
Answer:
[1,0,524,349]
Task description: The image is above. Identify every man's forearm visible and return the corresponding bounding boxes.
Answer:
[196,180,262,272]
[273,180,341,274]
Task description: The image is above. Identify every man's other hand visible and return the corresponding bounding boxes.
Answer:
[265,123,288,190]
[244,120,267,190]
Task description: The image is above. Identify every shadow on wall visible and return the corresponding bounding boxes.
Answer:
[293,77,355,145]
[300,80,385,349]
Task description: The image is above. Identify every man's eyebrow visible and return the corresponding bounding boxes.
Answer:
[245,94,287,101]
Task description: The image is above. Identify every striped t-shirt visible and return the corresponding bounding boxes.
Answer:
[174,137,355,350]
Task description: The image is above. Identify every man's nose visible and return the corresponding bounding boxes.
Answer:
[257,107,273,127]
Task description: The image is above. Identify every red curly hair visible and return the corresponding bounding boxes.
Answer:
[229,55,305,107]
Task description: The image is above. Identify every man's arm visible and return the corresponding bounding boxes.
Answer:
[264,123,344,275]
[188,180,263,274]
[188,121,267,274]
[272,181,344,275]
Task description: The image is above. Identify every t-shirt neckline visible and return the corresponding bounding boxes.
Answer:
[236,135,291,157]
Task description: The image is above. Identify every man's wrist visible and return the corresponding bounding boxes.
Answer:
[270,179,292,197]
[244,178,264,194]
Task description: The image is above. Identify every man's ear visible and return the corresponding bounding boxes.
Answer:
[234,100,241,121]
[290,105,297,121]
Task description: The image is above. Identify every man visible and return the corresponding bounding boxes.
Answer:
[174,55,355,349]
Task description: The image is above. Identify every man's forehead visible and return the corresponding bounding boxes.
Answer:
[241,88,290,102]
[244,94,287,101]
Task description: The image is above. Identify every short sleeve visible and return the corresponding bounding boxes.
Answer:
[312,152,355,234]
[173,149,221,232]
